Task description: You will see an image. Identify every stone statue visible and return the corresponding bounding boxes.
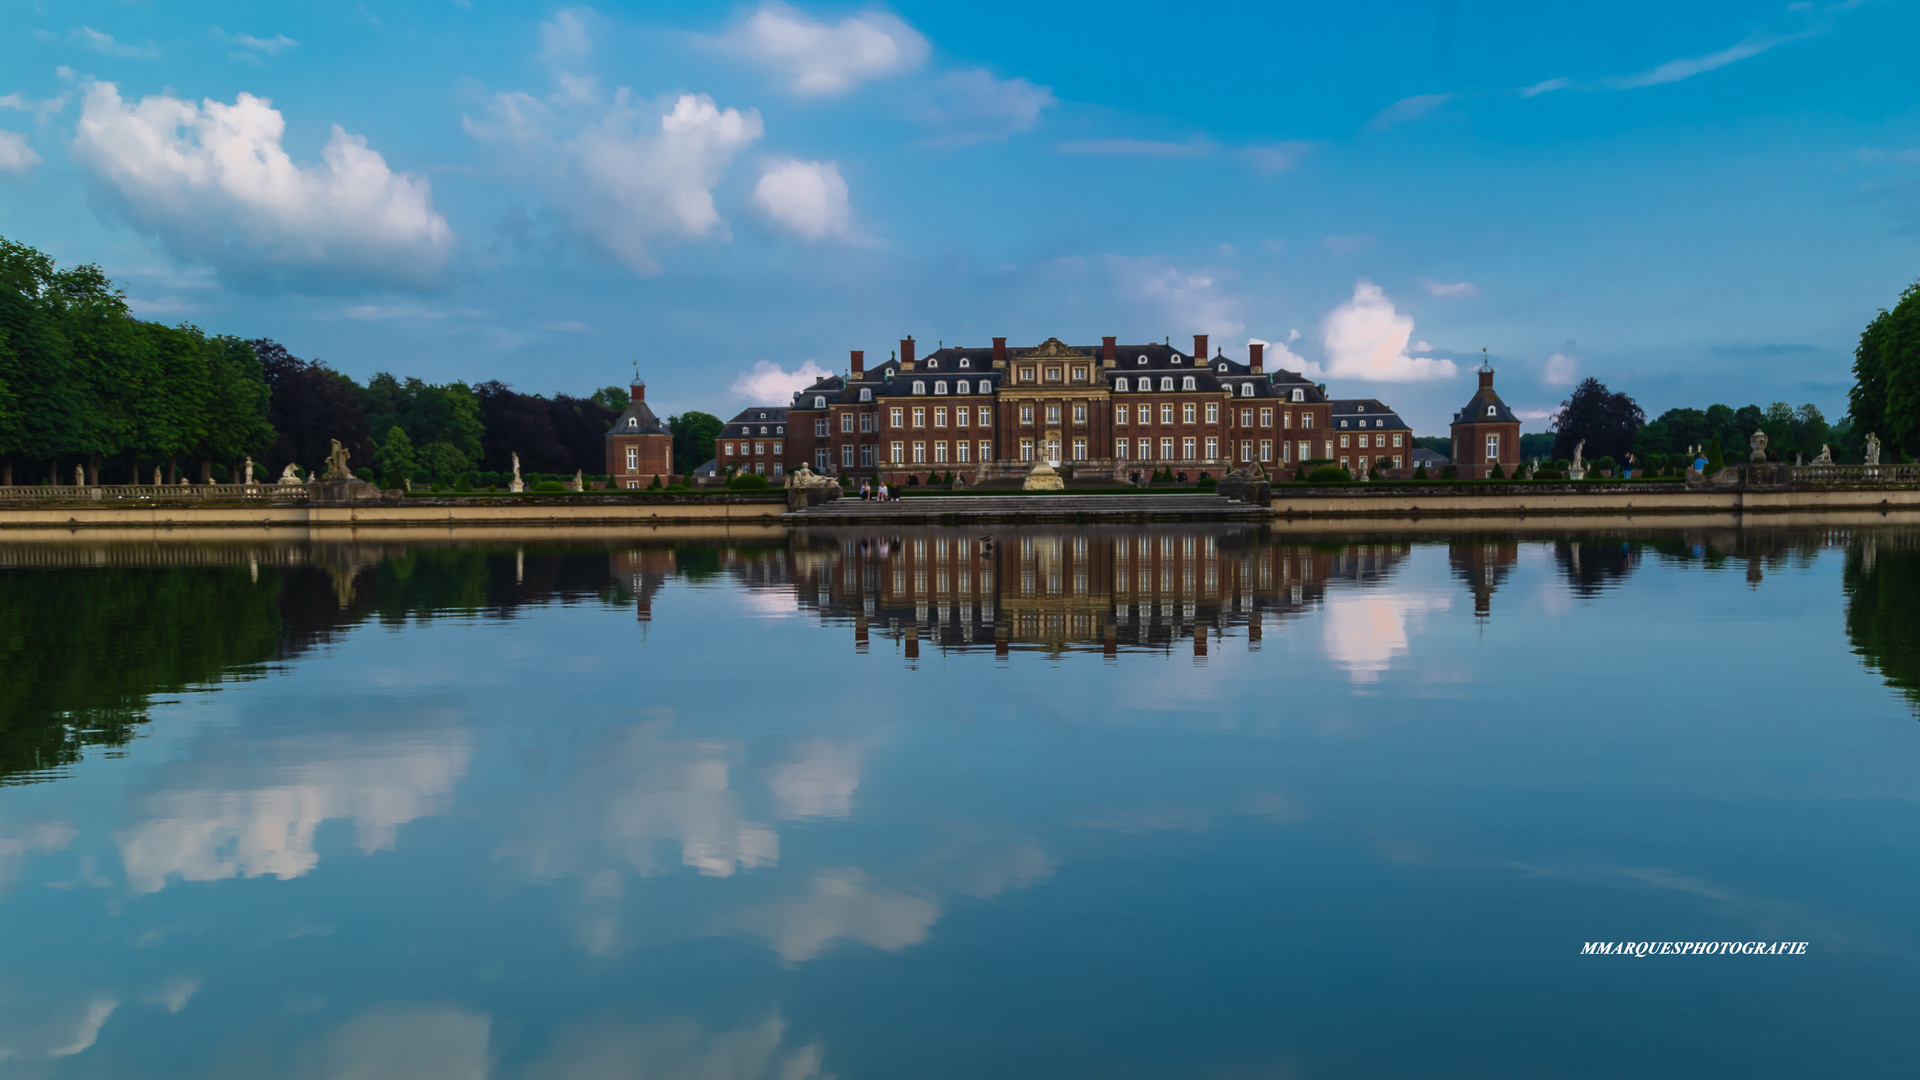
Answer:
[1811,444,1833,465]
[278,463,301,484]
[1022,459,1064,491]
[74,464,84,486]
[1749,429,1769,462]
[572,469,584,492]
[243,457,255,484]
[153,466,163,486]
[320,439,353,481]
[1567,440,1587,481]
[1794,452,1803,467]
[508,452,525,493]
[789,463,835,488]
[1866,432,1882,466]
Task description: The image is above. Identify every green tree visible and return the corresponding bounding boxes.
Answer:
[590,386,630,411]
[669,411,724,476]
[1851,281,1920,457]
[199,334,275,477]
[374,425,418,486]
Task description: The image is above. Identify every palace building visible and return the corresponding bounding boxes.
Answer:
[1448,362,1521,479]
[780,334,1340,484]
[603,379,675,488]
[717,407,789,479]
[1329,399,1415,477]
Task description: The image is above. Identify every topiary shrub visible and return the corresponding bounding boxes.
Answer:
[1532,467,1564,480]
[647,474,662,490]
[1196,476,1217,492]
[1293,467,1307,481]
[354,467,376,484]
[1489,463,1506,479]
[727,472,771,490]
[1307,465,1350,483]
[532,480,567,493]
[1413,463,1429,480]
[665,483,689,491]
[454,474,473,492]
[1441,465,1457,479]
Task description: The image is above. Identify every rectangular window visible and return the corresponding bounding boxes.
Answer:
[890,408,903,428]
[1160,404,1174,424]
[1183,403,1196,424]
[754,442,765,455]
[860,414,874,433]
[1338,456,1349,471]
[890,442,904,464]
[934,441,949,463]
[861,445,873,466]
[1020,366,1035,383]
[1116,405,1129,425]
[1182,437,1195,460]
[625,447,638,470]
[1260,408,1273,427]
[772,463,783,478]
[1302,413,1314,429]
[815,419,827,437]
[1240,408,1253,428]
[1045,366,1062,382]
[1205,403,1218,423]
[1393,434,1403,447]
[841,413,853,433]
[1138,438,1151,459]
[626,480,639,490]
[978,440,991,460]
[1260,440,1273,462]
[755,463,765,474]
[1394,455,1403,469]
[1073,437,1087,460]
[1300,440,1311,461]
[1205,437,1217,459]
[1020,405,1034,425]
[1241,441,1252,462]
[1020,439,1035,461]
[912,441,927,463]
[1486,434,1499,460]
[1046,404,1061,424]
[934,407,948,427]
[771,442,782,456]
[1159,437,1173,459]
[841,445,854,467]
[1340,434,1350,449]
[912,408,926,428]
[1072,365,1088,382]
[1073,403,1087,424]
[723,442,734,456]
[979,406,992,426]
[1137,404,1151,424]
[1116,440,1129,459]
[957,441,970,463]
[956,407,969,427]
[1282,441,1292,463]
[1283,410,1292,429]
[1359,435,1369,448]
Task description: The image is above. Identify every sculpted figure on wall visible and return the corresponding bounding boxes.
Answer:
[1866,433,1882,466]
[1749,430,1769,462]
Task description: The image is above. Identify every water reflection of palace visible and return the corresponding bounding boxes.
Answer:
[775,527,1412,661]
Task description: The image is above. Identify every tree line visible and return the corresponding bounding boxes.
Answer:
[0,237,724,487]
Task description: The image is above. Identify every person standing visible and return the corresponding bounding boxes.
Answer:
[1623,451,1636,479]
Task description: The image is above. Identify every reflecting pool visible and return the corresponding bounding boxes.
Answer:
[4,524,1920,1077]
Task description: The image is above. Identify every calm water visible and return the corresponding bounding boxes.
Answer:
[4,525,1920,1078]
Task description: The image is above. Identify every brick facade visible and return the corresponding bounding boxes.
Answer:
[603,381,675,489]
[1449,366,1522,479]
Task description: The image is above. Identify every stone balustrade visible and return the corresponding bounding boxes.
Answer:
[0,483,311,502]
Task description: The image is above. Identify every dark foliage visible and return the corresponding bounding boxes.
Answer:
[258,339,368,476]
[1552,378,1644,462]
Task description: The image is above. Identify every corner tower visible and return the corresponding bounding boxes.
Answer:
[1448,359,1521,479]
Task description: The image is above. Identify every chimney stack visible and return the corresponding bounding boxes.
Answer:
[1102,336,1117,362]
[900,337,915,369]
[850,349,864,377]
[1249,341,1264,374]
[992,337,1007,366]
[631,379,646,403]
[1192,334,1208,362]
[1479,368,1496,391]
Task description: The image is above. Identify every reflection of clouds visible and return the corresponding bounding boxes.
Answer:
[0,986,118,1062]
[767,739,863,820]
[717,868,939,962]
[143,975,200,1014]
[504,719,778,882]
[920,825,1054,899]
[116,724,471,893]
[297,1004,490,1080]
[1321,592,1450,682]
[0,817,76,890]
[735,589,800,619]
[526,1012,827,1080]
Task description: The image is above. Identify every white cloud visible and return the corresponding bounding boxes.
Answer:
[720,1,928,97]
[214,28,300,55]
[1248,333,1312,374]
[1604,31,1806,90]
[71,81,455,291]
[1421,277,1477,297]
[767,739,863,819]
[752,158,851,240]
[717,867,939,962]
[1519,76,1571,97]
[1241,140,1313,175]
[914,69,1055,147]
[0,990,119,1061]
[1367,92,1452,129]
[0,91,66,118]
[1543,350,1577,385]
[1057,135,1212,158]
[731,359,832,402]
[466,90,762,274]
[142,976,200,1014]
[0,129,40,174]
[1323,592,1451,682]
[526,1013,828,1080]
[1319,279,1460,382]
[75,27,159,58]
[301,1006,491,1080]
[1108,256,1244,340]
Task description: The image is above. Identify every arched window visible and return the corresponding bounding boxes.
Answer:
[1159,377,1174,391]
[927,358,938,369]
[1357,405,1366,412]
[814,396,826,409]
[1291,389,1305,402]
[859,388,871,401]
[913,380,926,394]
[1115,377,1129,391]
[759,412,767,419]
[1171,354,1183,364]
[1487,405,1497,417]
[1240,383,1253,397]
[957,379,970,394]
[628,417,638,428]
[1218,363,1228,372]
[1181,376,1196,391]
[934,381,948,395]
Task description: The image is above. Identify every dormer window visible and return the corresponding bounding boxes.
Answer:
[859,388,871,401]
[760,425,768,435]
[1137,355,1148,365]
[1240,383,1253,397]
[1340,420,1349,428]
[1218,363,1228,372]
[759,412,767,419]
[957,379,970,394]
[1357,405,1366,413]
[814,396,826,409]
[1291,389,1304,402]
[1487,405,1497,417]
[777,425,784,434]
[960,357,970,368]
[1115,377,1129,391]
[1159,377,1174,391]
[934,381,948,395]
[927,358,938,369]
[1181,376,1196,391]
[1171,355,1183,364]
[628,417,638,429]
[913,380,926,394]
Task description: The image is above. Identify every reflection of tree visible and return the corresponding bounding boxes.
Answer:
[1554,540,1638,597]
[1844,538,1920,715]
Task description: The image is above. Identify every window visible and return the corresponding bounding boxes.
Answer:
[1340,420,1350,429]
[626,481,639,490]
[1339,435,1350,448]
[1182,376,1196,391]
[1488,405,1497,417]
[1137,355,1148,365]
[1241,383,1254,398]
[1260,440,1273,462]
[1137,404,1150,424]
[1020,439,1035,461]
[860,414,874,433]
[1486,434,1499,460]
[1182,437,1195,459]
[960,357,970,368]
[1072,366,1088,382]
[957,380,970,394]
[1020,366,1035,382]
[979,406,992,426]
[1205,437,1217,459]
[842,445,854,467]
[890,407,904,428]
[841,413,853,433]
[1357,404,1367,413]
[927,358,938,369]
[759,425,768,435]
[755,441,765,455]
[1020,405,1034,425]
[1240,409,1253,427]
[1394,434,1403,447]
[912,408,926,428]
[912,441,926,463]
[815,419,828,437]
[859,388,871,401]
[978,440,992,460]
[1394,456,1403,469]
[1283,410,1292,429]
[1260,408,1273,427]
[957,407,970,427]
[814,396,826,409]
[1046,405,1061,424]
[772,442,782,456]
[772,464,783,478]
[1282,441,1291,462]
[1159,437,1174,459]
[957,442,971,463]
[1046,366,1062,382]
[934,407,948,427]
[1159,377,1174,392]
[759,412,767,419]
[1073,437,1087,460]
[1183,403,1196,423]
[1301,413,1314,428]
[1292,388,1305,402]
[934,442,948,463]
[890,442,904,463]
[1116,405,1129,425]
[755,463,764,474]
[626,447,638,470]
[1116,440,1129,459]
[627,417,638,429]
[861,445,873,466]
[1171,354,1183,364]
[723,442,734,456]
[1073,403,1087,424]
[913,381,926,394]
[1220,363,1229,372]
[935,381,948,395]
[1116,377,1130,391]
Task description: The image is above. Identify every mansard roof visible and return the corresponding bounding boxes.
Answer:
[1453,382,1519,425]
[720,407,788,439]
[1331,399,1412,430]
[606,397,669,438]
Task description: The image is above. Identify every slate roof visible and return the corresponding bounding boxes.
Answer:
[1411,447,1449,467]
[1330,399,1412,431]
[721,407,789,439]
[606,395,670,438]
[1453,375,1520,425]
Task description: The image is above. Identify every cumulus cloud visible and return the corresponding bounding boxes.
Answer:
[1367,92,1452,130]
[1319,279,1459,382]
[1543,350,1577,385]
[767,739,864,819]
[0,129,40,174]
[1108,256,1244,340]
[751,158,851,240]
[913,69,1055,147]
[466,89,762,273]
[731,359,833,403]
[142,976,200,1015]
[1323,592,1451,682]
[719,1,928,97]
[1421,277,1477,297]
[71,81,455,291]
[1248,330,1311,373]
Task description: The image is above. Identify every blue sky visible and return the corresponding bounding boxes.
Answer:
[2,0,1917,432]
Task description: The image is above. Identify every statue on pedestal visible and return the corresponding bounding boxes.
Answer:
[74,464,84,486]
[1567,439,1587,481]
[278,464,301,484]
[153,466,162,486]
[1022,459,1064,491]
[320,439,353,481]
[509,452,525,493]
[1866,433,1882,466]
[1810,445,1833,465]
[243,457,255,484]
[1749,429,1769,462]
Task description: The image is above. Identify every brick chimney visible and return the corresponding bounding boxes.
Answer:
[991,337,1007,366]
[850,349,864,377]
[1479,367,1496,391]
[1102,336,1116,363]
[900,337,915,369]
[1192,334,1207,362]
[1249,341,1265,374]
[631,379,646,403]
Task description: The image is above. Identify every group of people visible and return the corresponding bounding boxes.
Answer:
[859,480,900,502]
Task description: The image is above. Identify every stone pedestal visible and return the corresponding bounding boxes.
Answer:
[308,479,396,505]
[1022,461,1064,491]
